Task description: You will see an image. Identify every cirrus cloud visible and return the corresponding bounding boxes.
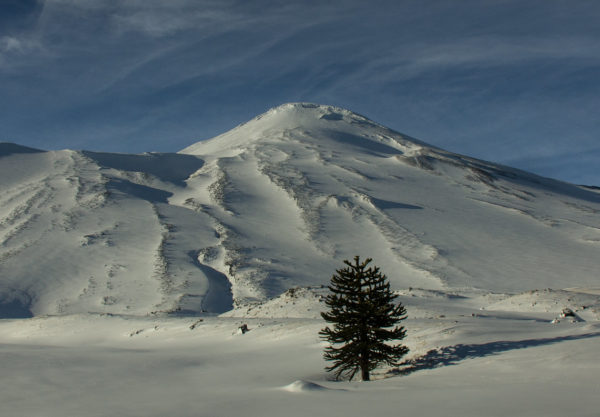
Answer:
[1,0,599,185]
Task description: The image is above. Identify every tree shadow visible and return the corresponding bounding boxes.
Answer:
[390,332,600,377]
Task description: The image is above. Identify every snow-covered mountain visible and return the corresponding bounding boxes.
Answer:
[1,103,599,317]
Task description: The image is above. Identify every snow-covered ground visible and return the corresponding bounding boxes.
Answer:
[1,103,599,415]
[1,288,599,416]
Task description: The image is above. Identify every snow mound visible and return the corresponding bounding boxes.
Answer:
[280,380,330,392]
[221,287,326,319]
[485,289,600,319]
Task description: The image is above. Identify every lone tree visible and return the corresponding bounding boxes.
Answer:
[320,256,409,381]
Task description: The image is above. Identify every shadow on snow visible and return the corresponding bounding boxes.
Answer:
[390,332,600,377]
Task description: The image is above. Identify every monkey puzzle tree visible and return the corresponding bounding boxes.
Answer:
[319,256,409,381]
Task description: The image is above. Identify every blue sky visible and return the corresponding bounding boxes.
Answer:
[1,0,599,185]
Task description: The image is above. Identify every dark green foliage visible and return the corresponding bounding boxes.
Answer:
[319,256,409,381]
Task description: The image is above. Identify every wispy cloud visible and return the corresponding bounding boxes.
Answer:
[0,37,25,53]
[398,35,600,72]
[0,35,42,69]
[1,0,599,184]
[110,2,244,37]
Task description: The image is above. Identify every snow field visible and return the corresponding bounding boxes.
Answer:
[1,286,599,417]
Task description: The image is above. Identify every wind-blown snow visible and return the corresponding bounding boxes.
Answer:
[280,379,332,392]
[1,103,599,316]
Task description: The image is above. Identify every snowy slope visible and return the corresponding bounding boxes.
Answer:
[179,103,600,299]
[0,145,227,316]
[1,103,599,316]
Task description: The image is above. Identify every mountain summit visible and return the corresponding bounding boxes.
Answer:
[1,104,599,317]
[181,103,429,155]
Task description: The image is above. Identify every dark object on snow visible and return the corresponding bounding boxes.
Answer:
[561,308,575,317]
[320,256,409,381]
[560,308,585,322]
[189,319,204,330]
[238,324,249,334]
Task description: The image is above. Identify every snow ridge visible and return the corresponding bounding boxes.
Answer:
[1,103,600,316]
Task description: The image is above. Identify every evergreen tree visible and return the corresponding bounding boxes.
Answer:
[319,256,409,381]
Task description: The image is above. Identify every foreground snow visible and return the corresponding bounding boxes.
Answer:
[1,288,599,416]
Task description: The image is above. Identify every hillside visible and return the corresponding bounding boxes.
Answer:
[1,103,599,317]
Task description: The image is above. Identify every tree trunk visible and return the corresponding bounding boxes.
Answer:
[360,349,370,381]
[361,365,370,381]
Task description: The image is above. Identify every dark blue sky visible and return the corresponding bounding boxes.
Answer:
[1,0,599,185]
